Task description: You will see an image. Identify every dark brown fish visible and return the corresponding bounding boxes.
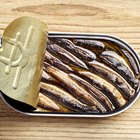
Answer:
[50,38,96,61]
[72,69,127,108]
[38,93,60,111]
[46,44,88,70]
[69,74,114,111]
[45,51,73,73]
[40,82,99,113]
[87,60,135,99]
[41,70,59,84]
[121,49,140,77]
[102,40,140,77]
[43,62,106,113]
[100,51,138,88]
[72,39,105,51]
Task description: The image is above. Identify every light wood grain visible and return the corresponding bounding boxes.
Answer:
[0,0,140,140]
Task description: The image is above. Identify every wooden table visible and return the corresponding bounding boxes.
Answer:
[0,0,140,139]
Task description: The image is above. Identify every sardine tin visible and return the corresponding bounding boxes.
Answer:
[1,32,140,117]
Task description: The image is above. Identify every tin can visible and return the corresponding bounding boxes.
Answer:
[1,32,140,117]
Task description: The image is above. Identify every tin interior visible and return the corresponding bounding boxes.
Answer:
[1,32,140,117]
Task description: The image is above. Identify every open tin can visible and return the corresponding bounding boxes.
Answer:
[0,17,140,117]
[1,32,140,117]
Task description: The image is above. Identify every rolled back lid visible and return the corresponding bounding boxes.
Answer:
[0,16,48,110]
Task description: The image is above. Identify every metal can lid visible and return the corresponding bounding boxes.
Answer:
[0,16,48,110]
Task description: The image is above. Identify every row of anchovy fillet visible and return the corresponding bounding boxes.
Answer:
[37,38,139,113]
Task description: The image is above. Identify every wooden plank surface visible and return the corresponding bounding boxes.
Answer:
[0,0,140,139]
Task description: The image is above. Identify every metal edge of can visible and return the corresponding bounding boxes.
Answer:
[1,32,140,118]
